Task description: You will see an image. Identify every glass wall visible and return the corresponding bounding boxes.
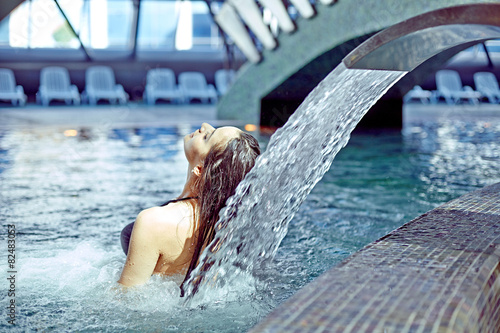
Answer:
[30,0,80,48]
[0,0,222,54]
[137,1,178,50]
[0,0,81,49]
[137,0,222,51]
[192,1,222,49]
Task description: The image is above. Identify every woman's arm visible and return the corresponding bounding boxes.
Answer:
[118,208,162,287]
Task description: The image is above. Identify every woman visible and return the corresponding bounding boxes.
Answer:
[118,123,260,295]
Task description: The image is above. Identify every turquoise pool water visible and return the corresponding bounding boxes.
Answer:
[0,110,499,332]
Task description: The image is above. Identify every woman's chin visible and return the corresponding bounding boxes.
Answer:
[183,138,191,157]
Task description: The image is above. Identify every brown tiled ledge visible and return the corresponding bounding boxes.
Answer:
[250,182,500,333]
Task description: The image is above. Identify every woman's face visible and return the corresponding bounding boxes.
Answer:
[184,123,241,166]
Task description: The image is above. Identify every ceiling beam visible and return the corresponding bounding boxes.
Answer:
[54,0,92,61]
[0,0,25,22]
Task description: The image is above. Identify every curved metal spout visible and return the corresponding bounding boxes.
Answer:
[344,4,500,71]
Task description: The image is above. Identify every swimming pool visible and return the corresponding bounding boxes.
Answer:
[1,109,499,332]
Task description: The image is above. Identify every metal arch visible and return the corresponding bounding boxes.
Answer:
[130,0,141,60]
[53,0,92,61]
[481,42,494,68]
[343,4,500,71]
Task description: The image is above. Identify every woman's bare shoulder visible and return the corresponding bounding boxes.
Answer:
[135,202,194,235]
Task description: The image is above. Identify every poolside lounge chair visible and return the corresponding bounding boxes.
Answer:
[473,71,500,104]
[83,66,128,105]
[434,70,481,104]
[403,85,434,104]
[143,68,182,105]
[37,66,80,106]
[0,68,27,106]
[178,72,218,104]
[215,69,236,96]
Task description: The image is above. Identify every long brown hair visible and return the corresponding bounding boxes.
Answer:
[180,131,260,296]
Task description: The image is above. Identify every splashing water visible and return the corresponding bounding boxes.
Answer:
[184,64,408,300]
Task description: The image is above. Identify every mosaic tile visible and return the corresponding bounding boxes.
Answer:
[250,183,500,332]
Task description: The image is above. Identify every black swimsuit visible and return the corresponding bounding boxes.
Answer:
[120,197,198,255]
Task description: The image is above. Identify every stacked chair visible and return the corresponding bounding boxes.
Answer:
[0,68,27,106]
[143,68,183,105]
[37,66,80,106]
[83,66,128,105]
[434,70,481,104]
[178,71,218,104]
[473,72,500,104]
[403,85,434,104]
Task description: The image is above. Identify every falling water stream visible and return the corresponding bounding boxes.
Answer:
[184,64,408,299]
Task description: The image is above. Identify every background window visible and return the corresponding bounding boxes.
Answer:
[80,0,134,49]
[30,0,79,48]
[138,1,179,50]
[0,0,222,52]
[1,2,30,48]
[137,0,222,51]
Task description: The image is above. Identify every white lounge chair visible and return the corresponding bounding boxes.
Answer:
[434,70,481,104]
[178,72,218,104]
[37,66,80,106]
[473,72,500,104]
[83,66,128,105]
[215,69,236,96]
[0,68,27,106]
[403,85,434,104]
[143,68,182,105]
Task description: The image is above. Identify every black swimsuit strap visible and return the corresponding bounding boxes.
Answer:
[160,196,198,207]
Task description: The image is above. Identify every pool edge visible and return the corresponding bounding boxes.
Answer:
[249,182,500,332]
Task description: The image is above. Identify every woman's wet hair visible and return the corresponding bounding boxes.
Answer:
[180,131,261,296]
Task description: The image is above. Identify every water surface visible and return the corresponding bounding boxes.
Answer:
[1,103,500,331]
[1,111,499,332]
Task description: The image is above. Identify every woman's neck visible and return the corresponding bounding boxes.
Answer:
[178,189,197,200]
[179,166,199,199]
